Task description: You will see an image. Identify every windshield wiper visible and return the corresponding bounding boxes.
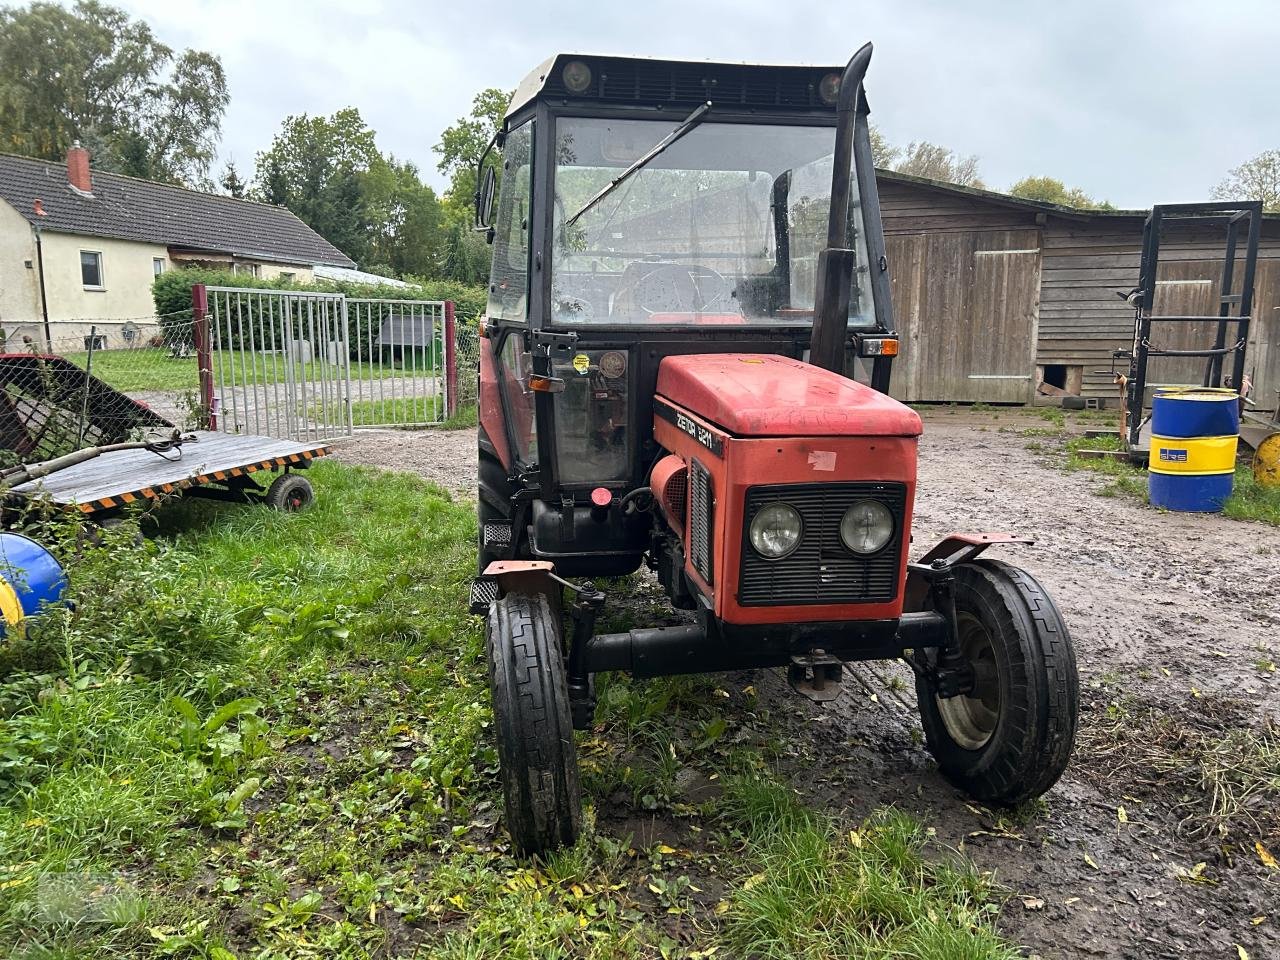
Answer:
[564,100,712,229]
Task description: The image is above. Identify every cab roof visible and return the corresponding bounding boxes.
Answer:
[506,53,846,121]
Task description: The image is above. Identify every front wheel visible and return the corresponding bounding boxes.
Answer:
[915,560,1079,804]
[486,591,581,856]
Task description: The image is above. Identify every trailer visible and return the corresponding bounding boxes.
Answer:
[0,352,327,517]
[4,431,327,516]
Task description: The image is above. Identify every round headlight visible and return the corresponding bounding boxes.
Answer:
[562,60,593,95]
[840,500,893,554]
[749,503,803,560]
[818,72,841,105]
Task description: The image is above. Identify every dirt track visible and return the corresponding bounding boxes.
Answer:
[333,411,1279,958]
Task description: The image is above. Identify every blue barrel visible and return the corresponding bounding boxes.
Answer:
[1151,387,1240,438]
[0,533,67,627]
[1148,388,1239,513]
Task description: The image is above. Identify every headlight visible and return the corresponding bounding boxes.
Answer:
[748,503,802,560]
[818,72,841,105]
[840,500,893,554]
[562,60,593,94]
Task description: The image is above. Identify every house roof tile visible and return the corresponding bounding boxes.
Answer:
[0,153,355,268]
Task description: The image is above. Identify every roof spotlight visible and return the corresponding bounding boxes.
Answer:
[818,72,841,105]
[562,60,593,95]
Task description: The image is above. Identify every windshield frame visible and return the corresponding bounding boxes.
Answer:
[531,101,888,336]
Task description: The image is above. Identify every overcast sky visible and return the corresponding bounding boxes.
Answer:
[111,0,1278,208]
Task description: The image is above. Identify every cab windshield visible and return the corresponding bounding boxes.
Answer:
[551,116,874,327]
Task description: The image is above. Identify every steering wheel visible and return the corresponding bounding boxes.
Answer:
[612,262,731,316]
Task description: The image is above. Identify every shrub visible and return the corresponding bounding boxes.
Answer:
[151,269,488,354]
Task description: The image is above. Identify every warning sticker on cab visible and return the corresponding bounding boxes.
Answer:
[572,354,591,374]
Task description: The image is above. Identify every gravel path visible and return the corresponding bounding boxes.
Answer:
[333,412,1280,958]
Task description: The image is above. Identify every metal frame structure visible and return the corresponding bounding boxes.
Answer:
[1123,201,1263,453]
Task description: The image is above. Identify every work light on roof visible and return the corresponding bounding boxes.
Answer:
[818,72,841,105]
[562,60,593,94]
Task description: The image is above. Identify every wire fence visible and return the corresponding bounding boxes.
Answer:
[0,297,477,464]
[0,320,196,465]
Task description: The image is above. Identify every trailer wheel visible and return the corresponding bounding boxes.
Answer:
[915,560,1079,804]
[265,474,314,512]
[486,590,581,856]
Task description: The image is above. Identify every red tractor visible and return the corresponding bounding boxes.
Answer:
[472,46,1079,855]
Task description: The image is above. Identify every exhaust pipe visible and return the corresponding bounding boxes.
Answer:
[809,42,874,375]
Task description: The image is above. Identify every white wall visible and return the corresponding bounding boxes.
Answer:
[38,230,170,325]
[0,201,40,332]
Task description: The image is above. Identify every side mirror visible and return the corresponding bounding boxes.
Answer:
[475,164,497,231]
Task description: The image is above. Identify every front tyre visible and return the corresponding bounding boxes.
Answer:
[486,591,581,856]
[915,560,1079,804]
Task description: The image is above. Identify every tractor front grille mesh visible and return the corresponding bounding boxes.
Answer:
[738,483,906,606]
[689,459,714,585]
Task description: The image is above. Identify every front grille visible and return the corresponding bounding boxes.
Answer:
[689,459,714,584]
[739,483,907,606]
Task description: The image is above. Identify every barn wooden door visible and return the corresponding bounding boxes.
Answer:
[886,228,1042,402]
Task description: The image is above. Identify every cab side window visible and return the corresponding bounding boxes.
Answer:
[498,331,537,462]
[487,121,534,321]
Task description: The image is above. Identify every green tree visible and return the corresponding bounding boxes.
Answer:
[892,141,983,188]
[870,125,898,168]
[220,161,247,199]
[0,1,228,184]
[1213,150,1280,212]
[1009,175,1113,209]
[254,108,381,263]
[255,108,445,273]
[435,88,511,211]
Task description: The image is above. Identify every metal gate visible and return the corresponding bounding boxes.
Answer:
[197,286,452,440]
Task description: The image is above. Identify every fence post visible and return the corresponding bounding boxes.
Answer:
[192,284,216,430]
[444,300,458,418]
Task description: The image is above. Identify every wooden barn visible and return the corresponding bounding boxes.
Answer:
[874,170,1280,410]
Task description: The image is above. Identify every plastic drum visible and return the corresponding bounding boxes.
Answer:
[0,533,67,627]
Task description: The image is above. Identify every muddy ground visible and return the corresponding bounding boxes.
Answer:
[329,411,1279,959]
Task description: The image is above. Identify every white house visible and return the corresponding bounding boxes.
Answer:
[0,145,355,349]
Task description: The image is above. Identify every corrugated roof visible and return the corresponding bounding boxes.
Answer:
[0,153,355,268]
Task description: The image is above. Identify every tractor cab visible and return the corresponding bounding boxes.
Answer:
[471,48,1080,856]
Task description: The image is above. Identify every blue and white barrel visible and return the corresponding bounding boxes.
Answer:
[0,533,67,628]
[1148,388,1240,513]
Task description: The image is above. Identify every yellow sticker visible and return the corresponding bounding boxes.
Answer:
[572,353,591,374]
[738,357,765,364]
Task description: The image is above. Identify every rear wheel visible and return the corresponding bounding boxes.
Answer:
[915,560,1079,804]
[486,590,581,856]
[266,474,314,512]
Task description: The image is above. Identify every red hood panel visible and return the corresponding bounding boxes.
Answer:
[656,354,922,438]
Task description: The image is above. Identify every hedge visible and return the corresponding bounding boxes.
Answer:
[153,269,487,324]
[151,269,488,355]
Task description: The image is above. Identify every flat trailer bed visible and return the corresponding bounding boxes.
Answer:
[6,431,329,515]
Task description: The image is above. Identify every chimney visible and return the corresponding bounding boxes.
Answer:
[67,141,92,196]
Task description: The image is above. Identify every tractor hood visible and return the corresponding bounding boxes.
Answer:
[656,354,922,438]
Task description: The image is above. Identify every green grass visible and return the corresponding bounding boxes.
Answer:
[0,463,1018,958]
[64,348,439,395]
[718,779,1015,960]
[1062,432,1280,522]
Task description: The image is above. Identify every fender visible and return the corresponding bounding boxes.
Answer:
[904,533,1033,612]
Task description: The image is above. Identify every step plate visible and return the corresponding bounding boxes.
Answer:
[482,522,512,552]
[469,576,499,614]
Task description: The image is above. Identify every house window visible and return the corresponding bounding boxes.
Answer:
[233,262,260,278]
[279,271,296,281]
[153,257,165,276]
[80,251,104,289]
